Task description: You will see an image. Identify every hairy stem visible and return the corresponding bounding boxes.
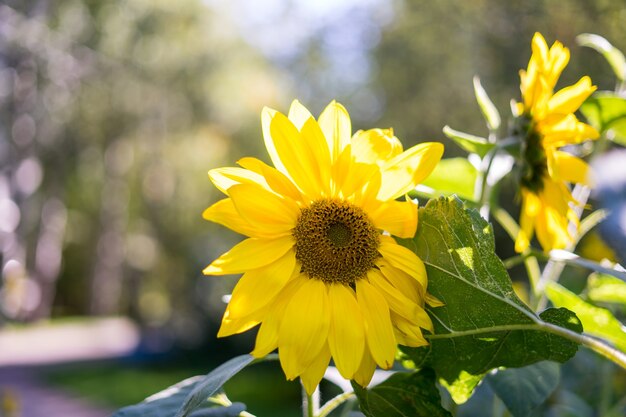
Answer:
[317,392,356,417]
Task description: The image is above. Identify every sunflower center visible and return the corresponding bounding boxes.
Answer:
[515,115,547,192]
[293,199,380,284]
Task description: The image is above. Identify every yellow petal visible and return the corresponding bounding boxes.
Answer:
[353,348,377,388]
[351,128,402,164]
[229,184,299,233]
[217,306,266,338]
[268,112,326,197]
[226,250,296,319]
[300,117,332,196]
[318,101,351,162]
[515,188,541,253]
[279,277,330,379]
[531,32,549,68]
[369,197,418,238]
[208,167,266,194]
[237,157,303,203]
[261,106,286,174]
[252,276,305,357]
[378,142,444,200]
[328,284,365,379]
[356,280,396,369]
[425,292,444,307]
[376,258,423,305]
[203,198,266,238]
[287,99,314,129]
[367,269,417,322]
[300,343,331,395]
[548,150,592,186]
[203,236,294,275]
[392,312,429,346]
[379,236,427,290]
[548,76,597,115]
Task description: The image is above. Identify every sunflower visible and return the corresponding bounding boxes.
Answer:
[513,32,599,253]
[203,100,443,393]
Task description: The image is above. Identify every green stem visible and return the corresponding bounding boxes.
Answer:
[317,392,355,417]
[539,321,626,370]
[302,384,319,417]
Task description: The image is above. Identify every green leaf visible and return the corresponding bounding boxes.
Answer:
[545,282,626,352]
[577,33,626,81]
[579,92,626,145]
[439,371,484,404]
[587,272,626,305]
[421,158,477,201]
[174,354,255,417]
[352,369,452,417]
[112,377,246,417]
[473,76,501,131]
[443,125,495,157]
[398,197,582,384]
[486,361,560,417]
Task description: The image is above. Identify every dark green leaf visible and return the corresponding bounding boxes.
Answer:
[399,197,582,384]
[443,126,495,157]
[487,361,560,417]
[175,354,255,417]
[421,158,477,201]
[352,369,452,417]
[112,377,246,417]
[579,92,626,145]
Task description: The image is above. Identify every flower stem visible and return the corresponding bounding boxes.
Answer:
[317,392,355,417]
[302,384,319,417]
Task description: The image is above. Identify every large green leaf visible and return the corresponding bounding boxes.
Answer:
[579,92,626,145]
[112,377,246,417]
[486,361,560,417]
[577,33,626,81]
[399,197,582,385]
[421,158,477,201]
[352,369,452,417]
[545,282,626,352]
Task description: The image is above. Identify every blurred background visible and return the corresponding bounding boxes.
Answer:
[0,0,625,416]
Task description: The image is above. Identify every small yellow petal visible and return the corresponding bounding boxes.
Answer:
[392,313,430,346]
[237,157,303,203]
[351,128,402,164]
[548,76,597,115]
[379,236,427,290]
[548,150,592,186]
[376,258,423,305]
[287,99,314,129]
[328,284,365,379]
[353,348,377,388]
[369,198,417,239]
[208,167,266,194]
[226,250,296,319]
[318,101,351,162]
[279,277,330,379]
[356,280,396,369]
[300,343,331,395]
[515,188,541,253]
[203,236,294,275]
[378,142,444,200]
[217,306,265,338]
[367,269,418,322]
[425,292,444,307]
[203,198,265,238]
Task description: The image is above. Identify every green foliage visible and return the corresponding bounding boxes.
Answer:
[545,282,626,352]
[438,371,484,404]
[352,369,452,417]
[486,361,560,417]
[580,92,626,145]
[473,76,501,131]
[399,197,581,384]
[421,158,477,201]
[586,273,626,305]
[577,33,626,81]
[442,126,495,157]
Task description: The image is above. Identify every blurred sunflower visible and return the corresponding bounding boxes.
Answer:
[513,32,599,253]
[203,100,443,393]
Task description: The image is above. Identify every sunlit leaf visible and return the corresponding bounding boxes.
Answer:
[439,371,484,405]
[486,361,560,417]
[352,369,452,417]
[442,126,495,157]
[421,158,477,201]
[473,76,501,131]
[398,197,582,385]
[587,273,626,305]
[545,282,626,352]
[579,92,626,145]
[577,33,626,81]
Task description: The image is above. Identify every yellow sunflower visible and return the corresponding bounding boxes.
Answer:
[203,100,443,393]
[514,32,599,253]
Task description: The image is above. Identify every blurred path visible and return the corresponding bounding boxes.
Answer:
[0,367,113,417]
